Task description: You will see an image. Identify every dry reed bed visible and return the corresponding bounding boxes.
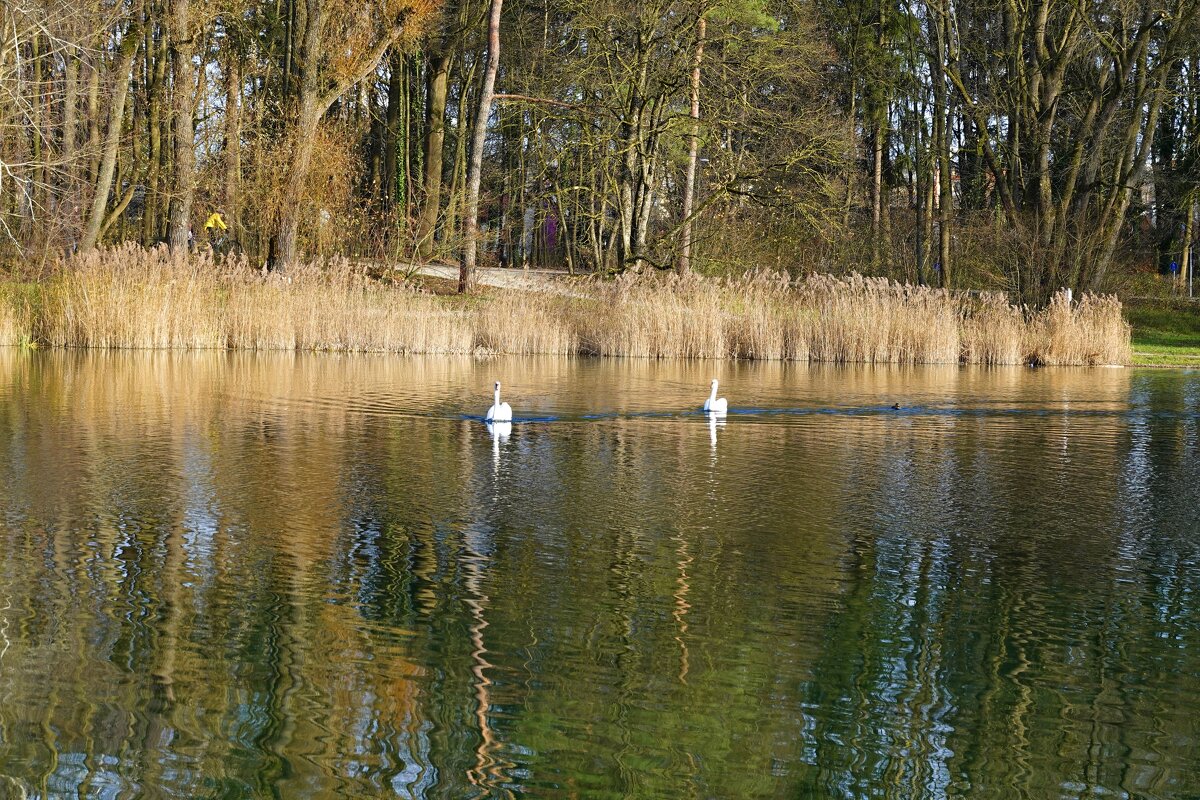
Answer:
[0,286,28,346]
[7,246,1131,365]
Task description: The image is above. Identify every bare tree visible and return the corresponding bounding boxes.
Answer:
[678,14,705,275]
[458,0,501,292]
[81,20,139,252]
[271,0,435,267]
[167,0,196,252]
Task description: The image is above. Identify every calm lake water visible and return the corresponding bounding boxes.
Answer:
[0,351,1198,798]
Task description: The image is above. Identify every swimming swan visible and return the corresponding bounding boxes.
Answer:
[703,379,728,414]
[486,381,513,422]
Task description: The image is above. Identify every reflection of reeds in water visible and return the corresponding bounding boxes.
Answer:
[6,246,1132,365]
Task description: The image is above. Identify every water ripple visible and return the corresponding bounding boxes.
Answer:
[0,353,1196,797]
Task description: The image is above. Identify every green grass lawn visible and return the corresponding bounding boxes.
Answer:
[1125,300,1200,367]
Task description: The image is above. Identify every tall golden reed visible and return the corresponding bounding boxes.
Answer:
[1024,292,1132,366]
[6,245,1131,365]
[0,286,27,346]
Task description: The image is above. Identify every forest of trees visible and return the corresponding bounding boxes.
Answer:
[1,0,1198,302]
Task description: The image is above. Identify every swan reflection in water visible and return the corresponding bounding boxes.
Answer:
[486,420,512,471]
[703,378,728,454]
[707,411,726,449]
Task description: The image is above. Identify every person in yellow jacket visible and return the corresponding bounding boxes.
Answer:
[203,210,228,251]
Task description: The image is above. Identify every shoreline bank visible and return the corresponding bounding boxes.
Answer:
[1125,298,1200,367]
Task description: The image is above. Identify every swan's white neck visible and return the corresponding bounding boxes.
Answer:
[494,385,501,406]
[709,381,719,401]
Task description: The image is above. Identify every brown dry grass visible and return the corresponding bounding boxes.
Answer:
[0,286,28,346]
[1,245,1131,365]
[1025,292,1132,366]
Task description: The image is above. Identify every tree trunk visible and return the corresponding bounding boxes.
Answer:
[81,33,138,252]
[62,51,79,192]
[458,0,503,293]
[871,116,884,270]
[407,53,423,216]
[416,52,449,260]
[678,16,705,275]
[272,0,322,270]
[31,34,45,223]
[932,2,953,286]
[616,52,651,271]
[59,47,80,251]
[1182,199,1195,295]
[142,26,168,246]
[271,0,415,267]
[910,78,928,285]
[167,0,196,252]
[444,55,476,249]
[223,53,241,245]
[843,87,856,229]
[274,110,319,266]
[381,49,404,208]
[86,54,101,183]
[635,159,656,256]
[921,161,935,284]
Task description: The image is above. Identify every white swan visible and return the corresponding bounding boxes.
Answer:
[703,379,728,414]
[486,381,513,422]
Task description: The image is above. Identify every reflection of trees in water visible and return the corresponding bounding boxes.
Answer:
[0,351,434,796]
[0,351,1198,796]
[795,386,1200,798]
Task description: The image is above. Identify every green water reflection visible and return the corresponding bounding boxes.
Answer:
[0,351,1197,798]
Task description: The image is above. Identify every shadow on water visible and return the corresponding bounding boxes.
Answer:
[0,350,1197,797]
